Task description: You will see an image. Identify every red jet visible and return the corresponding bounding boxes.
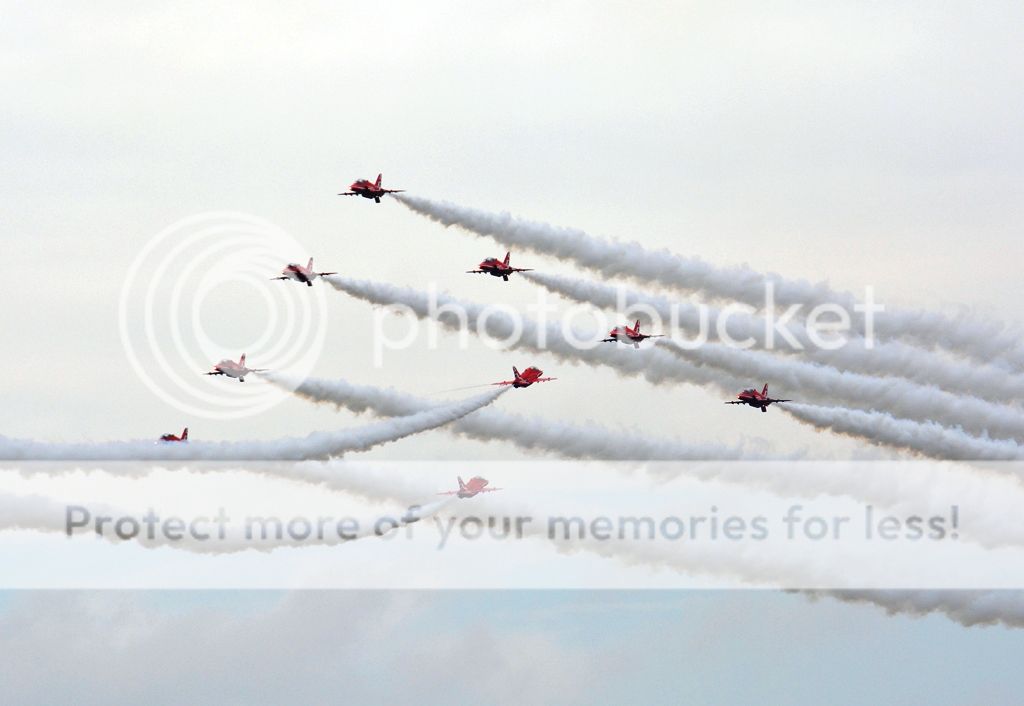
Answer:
[725,384,792,413]
[467,252,533,282]
[492,366,556,388]
[601,319,665,349]
[271,257,336,287]
[438,476,501,499]
[159,427,188,443]
[338,173,405,203]
[205,354,267,383]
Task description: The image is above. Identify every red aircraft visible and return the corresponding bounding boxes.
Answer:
[271,257,336,287]
[438,476,501,499]
[601,319,665,349]
[492,366,556,388]
[725,384,792,413]
[467,252,533,282]
[159,427,188,443]
[205,354,267,382]
[338,173,404,203]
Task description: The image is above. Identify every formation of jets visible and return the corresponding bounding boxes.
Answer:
[172,170,794,489]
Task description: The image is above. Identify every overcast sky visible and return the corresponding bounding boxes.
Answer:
[2,1,1023,702]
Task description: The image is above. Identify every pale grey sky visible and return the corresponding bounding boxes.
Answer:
[2,0,1022,452]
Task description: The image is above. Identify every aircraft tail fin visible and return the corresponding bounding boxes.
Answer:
[182,428,188,441]
[375,173,383,188]
[307,257,314,271]
[762,383,769,396]
[240,353,246,366]
[458,476,466,490]
[634,319,641,333]
[503,251,511,266]
[512,366,520,379]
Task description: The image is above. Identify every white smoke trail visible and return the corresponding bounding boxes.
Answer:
[377,475,1024,628]
[659,340,1024,441]
[0,389,506,461]
[0,487,940,594]
[323,275,746,393]
[782,403,1024,461]
[524,271,1024,404]
[316,457,1024,556]
[425,479,1024,629]
[0,490,451,554]
[5,478,824,587]
[6,460,451,509]
[395,194,1024,367]
[322,274,1024,444]
[809,590,1024,628]
[6,478,1024,628]
[265,371,761,461]
[263,376,1024,554]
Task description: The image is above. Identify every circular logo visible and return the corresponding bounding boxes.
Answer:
[119,212,329,419]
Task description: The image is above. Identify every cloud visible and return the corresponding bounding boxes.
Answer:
[0,591,595,705]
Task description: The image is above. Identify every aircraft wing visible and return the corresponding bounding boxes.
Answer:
[724,400,746,404]
[381,189,405,194]
[534,377,557,383]
[480,487,502,492]
[316,272,338,277]
[642,334,665,339]
[510,268,534,272]
[491,380,516,386]
[338,192,358,196]
[436,490,459,496]
[466,270,487,274]
[204,371,224,376]
[768,398,792,404]
[600,338,617,343]
[270,276,290,280]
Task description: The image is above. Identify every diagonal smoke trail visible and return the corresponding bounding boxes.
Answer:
[808,590,1024,628]
[658,340,1024,441]
[461,494,1024,629]
[524,271,1024,404]
[323,275,746,394]
[394,194,1024,368]
[322,274,1024,448]
[264,371,760,461]
[265,376,1024,552]
[0,388,506,461]
[386,477,1024,629]
[782,403,1024,461]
